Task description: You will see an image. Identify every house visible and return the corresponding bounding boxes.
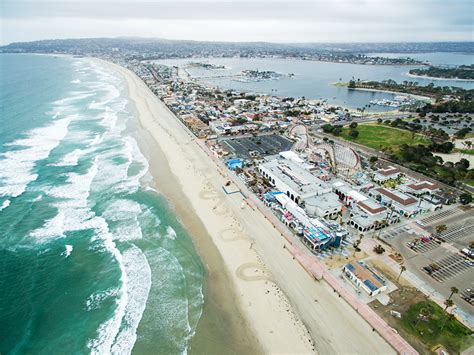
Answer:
[343,262,388,296]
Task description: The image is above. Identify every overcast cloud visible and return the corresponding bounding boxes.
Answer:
[1,0,472,45]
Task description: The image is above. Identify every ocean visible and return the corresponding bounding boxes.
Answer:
[0,54,205,354]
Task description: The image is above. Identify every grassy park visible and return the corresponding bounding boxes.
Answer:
[340,123,430,150]
[400,301,473,353]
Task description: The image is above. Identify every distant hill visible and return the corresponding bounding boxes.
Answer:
[1,37,473,58]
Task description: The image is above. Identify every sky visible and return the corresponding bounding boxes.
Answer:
[0,0,473,45]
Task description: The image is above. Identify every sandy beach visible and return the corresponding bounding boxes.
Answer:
[98,58,397,354]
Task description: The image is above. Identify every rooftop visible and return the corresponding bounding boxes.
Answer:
[376,165,400,177]
[305,192,342,209]
[345,262,385,292]
[377,188,417,206]
[357,199,387,215]
[406,181,438,191]
[260,158,331,197]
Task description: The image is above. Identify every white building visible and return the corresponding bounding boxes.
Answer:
[305,193,342,219]
[372,166,401,184]
[399,181,439,196]
[349,199,399,232]
[258,158,332,204]
[343,262,388,297]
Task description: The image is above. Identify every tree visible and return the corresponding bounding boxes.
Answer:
[448,286,459,301]
[435,224,447,236]
[369,156,378,164]
[353,234,363,257]
[444,299,454,312]
[377,118,383,124]
[348,80,356,89]
[349,122,358,129]
[349,129,359,138]
[459,192,472,205]
[397,265,406,282]
[441,313,455,331]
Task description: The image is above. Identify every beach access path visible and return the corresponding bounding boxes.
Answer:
[101,59,406,354]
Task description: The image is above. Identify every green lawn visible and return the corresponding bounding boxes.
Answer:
[455,148,474,156]
[400,301,473,353]
[340,124,430,150]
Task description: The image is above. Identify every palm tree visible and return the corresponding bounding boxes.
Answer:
[397,265,407,282]
[353,234,363,257]
[441,313,455,331]
[448,286,459,301]
[444,299,454,312]
[435,224,447,237]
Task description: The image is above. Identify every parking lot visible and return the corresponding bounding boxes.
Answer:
[383,206,474,317]
[221,134,293,159]
[437,219,474,243]
[416,206,464,226]
[424,253,473,283]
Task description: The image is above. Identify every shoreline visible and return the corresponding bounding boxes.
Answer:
[348,86,433,102]
[406,72,474,82]
[97,58,399,354]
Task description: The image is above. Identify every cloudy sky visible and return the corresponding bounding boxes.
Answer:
[1,0,472,45]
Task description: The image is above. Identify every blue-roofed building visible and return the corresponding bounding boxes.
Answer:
[302,225,334,251]
[343,261,387,296]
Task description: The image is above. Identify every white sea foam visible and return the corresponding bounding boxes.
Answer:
[52,148,85,167]
[30,159,99,240]
[102,199,142,222]
[0,116,73,198]
[0,200,10,211]
[88,219,128,355]
[62,244,73,258]
[110,246,151,355]
[86,288,120,311]
[165,226,177,240]
[71,79,81,84]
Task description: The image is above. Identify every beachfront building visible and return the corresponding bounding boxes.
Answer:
[258,158,332,205]
[372,166,401,184]
[343,262,387,297]
[332,181,368,207]
[349,199,399,232]
[263,191,338,251]
[305,193,342,219]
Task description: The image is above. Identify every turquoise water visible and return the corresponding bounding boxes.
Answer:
[156,53,473,111]
[0,54,204,354]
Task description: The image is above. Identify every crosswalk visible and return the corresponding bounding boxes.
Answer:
[427,253,473,283]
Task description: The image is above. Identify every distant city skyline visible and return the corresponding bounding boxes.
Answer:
[1,0,473,45]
